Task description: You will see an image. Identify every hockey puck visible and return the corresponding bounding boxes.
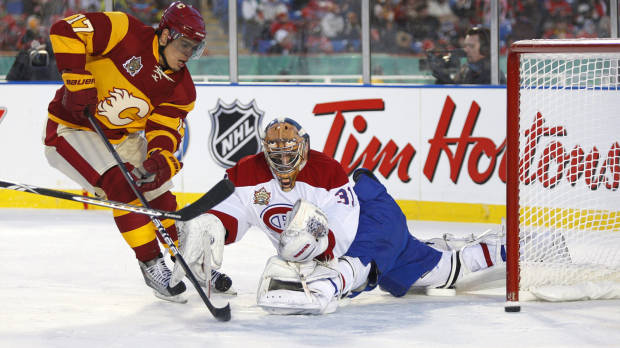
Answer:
[426,288,456,296]
[505,305,521,312]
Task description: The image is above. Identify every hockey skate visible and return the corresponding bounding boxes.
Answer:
[139,254,187,303]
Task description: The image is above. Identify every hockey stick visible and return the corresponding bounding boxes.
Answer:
[0,179,233,222]
[87,113,231,322]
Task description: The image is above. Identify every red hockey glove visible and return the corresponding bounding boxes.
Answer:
[61,69,97,121]
[133,149,183,191]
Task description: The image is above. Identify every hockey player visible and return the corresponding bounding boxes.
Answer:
[176,118,506,314]
[42,2,230,302]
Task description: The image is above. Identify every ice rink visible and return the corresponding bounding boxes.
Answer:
[1,208,619,348]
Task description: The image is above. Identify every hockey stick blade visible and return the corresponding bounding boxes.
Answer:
[0,179,234,221]
[175,179,235,220]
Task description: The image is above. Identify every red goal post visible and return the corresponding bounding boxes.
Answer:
[506,39,620,312]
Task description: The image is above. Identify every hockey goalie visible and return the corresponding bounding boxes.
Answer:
[173,117,507,315]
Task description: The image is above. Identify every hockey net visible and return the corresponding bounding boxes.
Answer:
[506,39,620,308]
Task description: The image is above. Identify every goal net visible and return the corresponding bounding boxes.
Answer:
[506,39,620,308]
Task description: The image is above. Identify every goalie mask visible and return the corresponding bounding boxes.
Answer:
[260,118,310,192]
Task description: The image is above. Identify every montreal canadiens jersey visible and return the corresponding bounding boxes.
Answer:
[210,150,360,261]
[47,12,195,153]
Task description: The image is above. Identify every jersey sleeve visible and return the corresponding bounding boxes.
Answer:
[50,12,130,72]
[146,71,196,155]
[208,193,253,245]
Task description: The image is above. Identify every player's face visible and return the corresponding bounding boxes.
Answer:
[463,34,484,63]
[161,34,201,71]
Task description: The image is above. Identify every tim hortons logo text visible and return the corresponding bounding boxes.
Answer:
[313,96,506,184]
[520,112,619,190]
[208,99,264,168]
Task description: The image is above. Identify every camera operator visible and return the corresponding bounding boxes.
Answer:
[6,15,60,81]
[428,27,505,85]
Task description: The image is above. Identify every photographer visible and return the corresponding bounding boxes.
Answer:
[428,27,505,85]
[6,16,60,81]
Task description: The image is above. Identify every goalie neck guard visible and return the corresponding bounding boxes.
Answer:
[260,118,310,192]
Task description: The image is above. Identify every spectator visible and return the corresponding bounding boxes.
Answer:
[6,37,61,81]
[429,26,505,84]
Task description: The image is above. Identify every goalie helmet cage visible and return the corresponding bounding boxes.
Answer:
[506,39,620,312]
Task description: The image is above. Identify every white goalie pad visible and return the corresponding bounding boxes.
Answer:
[421,227,507,292]
[257,255,342,315]
[278,199,329,262]
[170,213,226,287]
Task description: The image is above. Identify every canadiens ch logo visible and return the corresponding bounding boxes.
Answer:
[208,99,264,168]
[260,203,293,233]
[253,187,271,205]
[123,56,142,77]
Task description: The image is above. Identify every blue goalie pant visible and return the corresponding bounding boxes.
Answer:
[345,169,442,297]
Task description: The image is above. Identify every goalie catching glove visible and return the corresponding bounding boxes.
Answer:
[170,213,225,288]
[278,199,329,262]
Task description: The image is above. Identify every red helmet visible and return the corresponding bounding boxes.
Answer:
[158,1,207,59]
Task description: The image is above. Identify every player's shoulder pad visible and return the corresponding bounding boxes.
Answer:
[297,150,349,190]
[226,153,273,187]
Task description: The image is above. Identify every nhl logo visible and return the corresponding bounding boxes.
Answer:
[208,99,264,168]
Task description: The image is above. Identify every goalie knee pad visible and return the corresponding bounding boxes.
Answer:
[257,256,342,315]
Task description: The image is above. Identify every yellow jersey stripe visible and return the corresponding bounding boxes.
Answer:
[102,12,129,56]
[49,34,86,54]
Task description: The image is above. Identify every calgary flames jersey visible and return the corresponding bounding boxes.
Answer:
[47,12,195,153]
[209,150,361,261]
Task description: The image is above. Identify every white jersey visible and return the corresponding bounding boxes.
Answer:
[209,150,360,260]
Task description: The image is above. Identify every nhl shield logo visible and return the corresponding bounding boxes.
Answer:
[208,99,264,168]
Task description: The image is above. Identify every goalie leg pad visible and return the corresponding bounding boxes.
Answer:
[170,213,225,287]
[257,256,342,315]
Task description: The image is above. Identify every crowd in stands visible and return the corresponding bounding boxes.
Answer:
[0,0,613,56]
[230,0,612,55]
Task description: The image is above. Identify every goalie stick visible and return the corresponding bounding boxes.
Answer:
[0,179,234,222]
[85,113,231,322]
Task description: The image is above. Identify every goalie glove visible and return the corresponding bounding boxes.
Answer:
[278,199,329,262]
[257,256,342,315]
[170,213,226,287]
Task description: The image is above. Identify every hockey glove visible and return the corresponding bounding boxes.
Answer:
[61,69,97,121]
[133,149,182,191]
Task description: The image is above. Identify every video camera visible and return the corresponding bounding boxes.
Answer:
[28,40,49,67]
[424,48,465,83]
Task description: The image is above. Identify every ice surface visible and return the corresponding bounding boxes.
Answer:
[0,209,618,348]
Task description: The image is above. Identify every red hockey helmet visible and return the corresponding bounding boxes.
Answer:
[158,1,207,59]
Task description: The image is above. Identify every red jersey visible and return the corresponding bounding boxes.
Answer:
[47,12,195,153]
[209,150,361,261]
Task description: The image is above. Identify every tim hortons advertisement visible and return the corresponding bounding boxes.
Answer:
[0,84,514,221]
[183,85,509,209]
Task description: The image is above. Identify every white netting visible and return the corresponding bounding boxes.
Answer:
[517,52,620,300]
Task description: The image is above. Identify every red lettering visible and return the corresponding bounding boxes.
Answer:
[423,96,504,184]
[314,99,414,182]
[520,112,618,191]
